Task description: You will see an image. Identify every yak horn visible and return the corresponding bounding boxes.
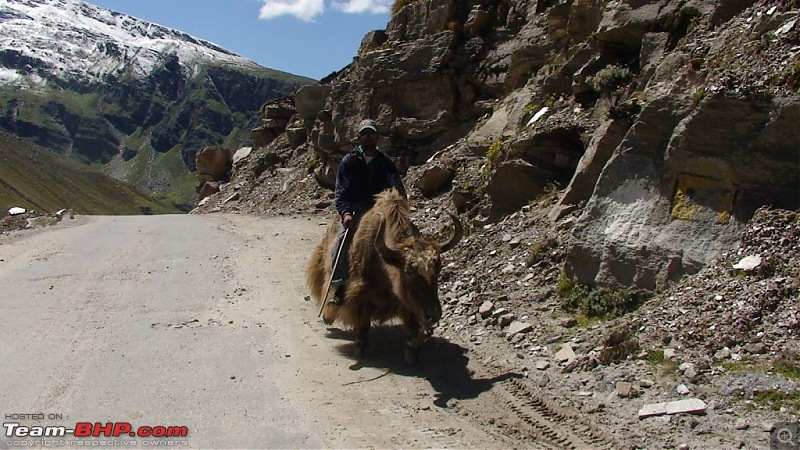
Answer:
[375,216,403,262]
[439,212,463,253]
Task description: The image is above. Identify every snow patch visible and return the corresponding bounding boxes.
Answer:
[0,0,268,88]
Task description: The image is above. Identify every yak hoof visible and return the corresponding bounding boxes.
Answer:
[404,346,420,366]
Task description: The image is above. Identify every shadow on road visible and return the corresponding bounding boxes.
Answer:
[325,325,522,408]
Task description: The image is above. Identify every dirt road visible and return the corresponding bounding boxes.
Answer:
[0,214,612,449]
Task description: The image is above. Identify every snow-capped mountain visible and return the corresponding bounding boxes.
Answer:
[0,0,268,86]
[0,0,264,88]
[0,0,313,209]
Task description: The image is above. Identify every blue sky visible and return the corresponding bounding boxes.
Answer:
[87,0,394,80]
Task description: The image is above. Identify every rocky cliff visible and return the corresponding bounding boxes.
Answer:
[202,0,799,293]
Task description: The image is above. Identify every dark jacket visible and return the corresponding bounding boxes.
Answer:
[334,146,407,217]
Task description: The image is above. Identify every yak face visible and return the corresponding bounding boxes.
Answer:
[375,213,463,333]
[400,244,443,332]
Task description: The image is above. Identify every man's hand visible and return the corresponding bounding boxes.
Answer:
[342,212,353,229]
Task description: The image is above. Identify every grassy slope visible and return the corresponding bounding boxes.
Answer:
[0,131,180,215]
[107,144,198,211]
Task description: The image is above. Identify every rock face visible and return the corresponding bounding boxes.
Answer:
[207,0,799,293]
[565,94,800,290]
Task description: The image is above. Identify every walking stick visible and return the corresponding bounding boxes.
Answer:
[318,227,350,318]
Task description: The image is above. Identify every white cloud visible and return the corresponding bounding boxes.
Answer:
[331,0,392,14]
[259,0,325,22]
[258,0,390,21]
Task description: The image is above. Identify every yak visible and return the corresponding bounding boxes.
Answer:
[306,189,463,364]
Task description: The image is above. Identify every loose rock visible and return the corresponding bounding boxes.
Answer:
[638,399,707,419]
[555,344,576,362]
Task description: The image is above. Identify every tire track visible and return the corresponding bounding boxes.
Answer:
[501,377,615,449]
[446,364,617,449]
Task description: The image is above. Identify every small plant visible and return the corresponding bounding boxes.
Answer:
[305,154,320,174]
[486,138,504,166]
[687,14,702,32]
[590,65,633,93]
[720,359,800,382]
[558,281,645,320]
[478,161,493,179]
[753,390,800,412]
[461,181,474,192]
[692,87,706,105]
[543,181,561,196]
[720,360,755,372]
[523,94,558,115]
[786,59,800,91]
[773,363,800,380]
[646,349,680,375]
[526,235,558,266]
[575,315,603,328]
[647,349,666,365]
[557,274,576,297]
[523,102,540,114]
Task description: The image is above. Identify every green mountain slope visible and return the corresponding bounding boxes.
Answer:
[0,62,313,209]
[0,131,179,215]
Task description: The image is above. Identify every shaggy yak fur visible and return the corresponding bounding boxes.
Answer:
[306,189,462,364]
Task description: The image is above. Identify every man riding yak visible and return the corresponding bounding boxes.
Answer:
[328,119,407,307]
[306,119,463,364]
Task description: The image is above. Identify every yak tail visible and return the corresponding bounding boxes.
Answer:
[306,241,326,304]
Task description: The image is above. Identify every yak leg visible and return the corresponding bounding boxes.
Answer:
[402,314,426,365]
[354,321,370,357]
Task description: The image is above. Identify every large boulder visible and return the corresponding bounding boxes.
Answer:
[416,164,455,196]
[196,146,233,183]
[487,160,557,218]
[196,181,220,200]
